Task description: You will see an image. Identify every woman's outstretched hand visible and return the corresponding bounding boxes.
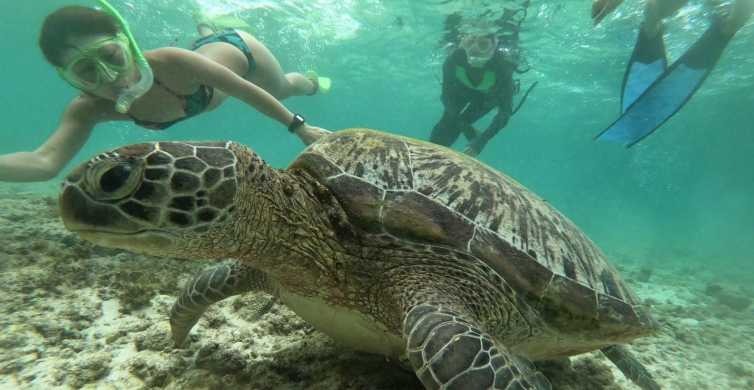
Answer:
[295,124,332,145]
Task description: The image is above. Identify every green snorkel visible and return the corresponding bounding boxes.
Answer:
[97,0,153,113]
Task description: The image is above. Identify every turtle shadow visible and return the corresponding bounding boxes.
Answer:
[191,334,621,390]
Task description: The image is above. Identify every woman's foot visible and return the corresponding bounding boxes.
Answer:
[193,10,251,37]
[197,23,215,37]
[305,71,331,95]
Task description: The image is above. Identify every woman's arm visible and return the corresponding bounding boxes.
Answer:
[0,96,107,182]
[159,48,329,143]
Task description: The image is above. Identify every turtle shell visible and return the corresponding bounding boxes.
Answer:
[289,129,655,333]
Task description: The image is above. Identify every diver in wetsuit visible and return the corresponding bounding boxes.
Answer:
[430,34,518,157]
[430,5,532,157]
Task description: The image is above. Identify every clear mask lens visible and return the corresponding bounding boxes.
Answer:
[70,59,100,86]
[97,42,128,67]
[461,36,498,66]
[60,34,133,91]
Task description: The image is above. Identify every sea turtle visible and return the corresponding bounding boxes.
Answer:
[59,129,660,389]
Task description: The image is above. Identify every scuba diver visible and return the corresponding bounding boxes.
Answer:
[592,0,754,147]
[430,7,535,157]
[0,2,332,182]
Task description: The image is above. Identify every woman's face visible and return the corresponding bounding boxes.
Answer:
[59,33,138,100]
[461,35,498,68]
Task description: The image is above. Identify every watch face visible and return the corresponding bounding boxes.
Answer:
[289,114,306,132]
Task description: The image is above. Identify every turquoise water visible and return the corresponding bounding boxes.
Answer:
[1,1,754,388]
[1,0,752,273]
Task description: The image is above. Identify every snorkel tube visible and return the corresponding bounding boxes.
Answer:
[97,0,153,113]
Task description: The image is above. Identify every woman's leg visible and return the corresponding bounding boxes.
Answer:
[235,31,316,99]
[722,0,754,36]
[192,29,317,100]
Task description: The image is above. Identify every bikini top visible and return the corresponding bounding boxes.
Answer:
[129,79,214,130]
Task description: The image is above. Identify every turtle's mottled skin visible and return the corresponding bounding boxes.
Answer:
[59,129,660,390]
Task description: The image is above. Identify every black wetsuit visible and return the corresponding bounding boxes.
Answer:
[430,48,516,153]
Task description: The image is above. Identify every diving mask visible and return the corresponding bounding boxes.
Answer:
[461,35,499,68]
[58,33,134,91]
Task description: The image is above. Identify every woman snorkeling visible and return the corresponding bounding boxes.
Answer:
[0,4,331,182]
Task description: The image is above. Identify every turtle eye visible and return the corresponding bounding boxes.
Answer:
[100,165,132,193]
[87,160,143,201]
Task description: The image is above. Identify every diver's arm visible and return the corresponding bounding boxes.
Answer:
[0,97,104,182]
[471,109,511,153]
[466,76,514,155]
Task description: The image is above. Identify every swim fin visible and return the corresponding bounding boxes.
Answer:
[305,71,332,94]
[621,25,668,113]
[596,21,734,147]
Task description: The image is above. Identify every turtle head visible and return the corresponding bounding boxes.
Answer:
[59,141,264,259]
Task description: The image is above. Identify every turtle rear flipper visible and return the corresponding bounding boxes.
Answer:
[601,345,661,390]
[170,260,274,347]
[403,304,552,389]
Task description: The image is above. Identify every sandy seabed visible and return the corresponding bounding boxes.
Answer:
[0,188,752,389]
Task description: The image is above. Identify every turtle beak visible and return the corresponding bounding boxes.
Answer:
[59,183,175,254]
[59,183,140,234]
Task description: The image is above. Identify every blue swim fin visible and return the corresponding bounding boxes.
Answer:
[621,25,668,113]
[597,21,734,147]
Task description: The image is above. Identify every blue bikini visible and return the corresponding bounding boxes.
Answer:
[130,29,256,130]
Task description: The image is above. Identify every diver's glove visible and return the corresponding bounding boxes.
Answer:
[463,137,487,157]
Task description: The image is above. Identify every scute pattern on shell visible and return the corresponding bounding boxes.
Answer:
[291,129,640,311]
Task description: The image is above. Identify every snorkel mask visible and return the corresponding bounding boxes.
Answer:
[460,35,499,68]
[58,33,133,91]
[57,0,153,114]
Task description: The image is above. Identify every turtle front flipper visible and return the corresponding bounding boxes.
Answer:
[170,260,274,347]
[601,345,661,390]
[403,304,552,390]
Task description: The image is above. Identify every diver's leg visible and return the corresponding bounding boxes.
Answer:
[458,95,495,134]
[461,123,480,141]
[619,0,688,111]
[430,110,464,146]
[170,260,274,347]
[643,0,689,37]
[722,0,754,36]
[430,88,472,146]
[597,5,742,146]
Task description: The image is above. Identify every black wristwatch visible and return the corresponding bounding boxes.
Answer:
[288,113,306,133]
